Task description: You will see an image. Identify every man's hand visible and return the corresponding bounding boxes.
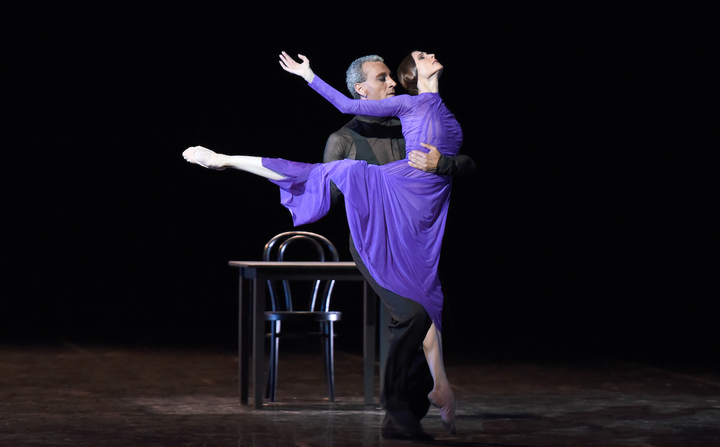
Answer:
[279,51,315,83]
[408,143,441,172]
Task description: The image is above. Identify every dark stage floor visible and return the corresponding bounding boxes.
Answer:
[1,344,719,446]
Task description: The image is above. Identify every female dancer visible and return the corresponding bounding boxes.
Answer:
[183,51,460,435]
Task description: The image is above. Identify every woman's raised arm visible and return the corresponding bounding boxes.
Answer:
[279,51,315,83]
[280,51,407,119]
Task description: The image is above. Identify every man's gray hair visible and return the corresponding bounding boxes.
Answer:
[345,55,385,99]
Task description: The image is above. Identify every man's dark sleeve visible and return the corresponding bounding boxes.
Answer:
[323,131,352,203]
[435,154,476,177]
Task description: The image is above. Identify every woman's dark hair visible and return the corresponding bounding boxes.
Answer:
[397,52,419,96]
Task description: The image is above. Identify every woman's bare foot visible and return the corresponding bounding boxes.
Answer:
[428,389,456,435]
[182,146,226,170]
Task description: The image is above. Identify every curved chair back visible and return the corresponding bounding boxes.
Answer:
[262,231,340,313]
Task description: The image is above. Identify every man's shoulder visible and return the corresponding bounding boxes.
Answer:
[327,126,354,144]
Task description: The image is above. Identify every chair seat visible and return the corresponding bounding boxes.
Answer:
[265,311,342,322]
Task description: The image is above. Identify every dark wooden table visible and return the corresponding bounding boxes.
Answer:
[229,261,378,409]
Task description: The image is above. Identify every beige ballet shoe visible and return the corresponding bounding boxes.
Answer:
[182,146,226,170]
[428,389,457,436]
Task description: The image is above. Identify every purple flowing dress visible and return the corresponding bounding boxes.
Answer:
[262,76,463,332]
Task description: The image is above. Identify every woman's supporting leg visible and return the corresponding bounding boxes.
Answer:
[183,146,287,180]
[423,323,456,435]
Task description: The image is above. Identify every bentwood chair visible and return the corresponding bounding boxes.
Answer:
[262,231,342,402]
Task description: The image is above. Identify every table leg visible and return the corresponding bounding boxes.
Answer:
[238,274,250,405]
[379,303,391,397]
[253,277,266,409]
[362,281,376,405]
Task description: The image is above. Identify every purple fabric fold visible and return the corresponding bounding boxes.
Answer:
[263,157,451,332]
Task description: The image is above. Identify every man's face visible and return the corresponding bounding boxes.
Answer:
[357,61,396,100]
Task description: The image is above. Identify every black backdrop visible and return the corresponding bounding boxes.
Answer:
[3,1,717,370]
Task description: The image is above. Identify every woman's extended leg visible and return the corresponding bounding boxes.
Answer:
[423,323,456,435]
[182,146,287,180]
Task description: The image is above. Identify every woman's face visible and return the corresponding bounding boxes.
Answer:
[412,51,443,79]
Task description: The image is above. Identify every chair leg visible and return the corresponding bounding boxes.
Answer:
[266,321,274,400]
[266,320,280,402]
[323,321,336,402]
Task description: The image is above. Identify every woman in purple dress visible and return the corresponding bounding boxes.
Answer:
[183,50,460,434]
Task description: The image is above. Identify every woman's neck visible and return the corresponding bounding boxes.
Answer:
[417,75,440,94]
